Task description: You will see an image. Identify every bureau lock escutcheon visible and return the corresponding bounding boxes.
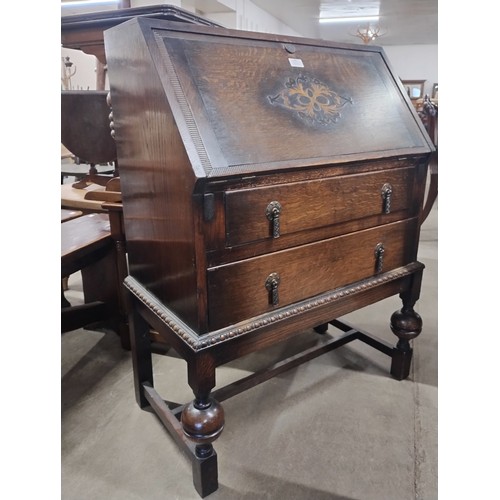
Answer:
[266,201,282,238]
[265,272,281,306]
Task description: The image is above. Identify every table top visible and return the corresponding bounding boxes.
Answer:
[61,209,83,223]
[61,213,111,260]
[61,183,108,212]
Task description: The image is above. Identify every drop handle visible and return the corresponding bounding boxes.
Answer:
[265,272,281,306]
[374,243,385,273]
[381,183,393,214]
[266,201,282,238]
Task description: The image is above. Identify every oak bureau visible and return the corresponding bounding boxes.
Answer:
[104,17,435,497]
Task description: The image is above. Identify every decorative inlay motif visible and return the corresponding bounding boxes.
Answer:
[268,74,352,128]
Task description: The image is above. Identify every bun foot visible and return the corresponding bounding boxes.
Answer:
[181,397,225,497]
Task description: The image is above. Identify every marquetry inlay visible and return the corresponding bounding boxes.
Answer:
[268,74,352,128]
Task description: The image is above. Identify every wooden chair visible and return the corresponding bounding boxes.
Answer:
[61,205,130,349]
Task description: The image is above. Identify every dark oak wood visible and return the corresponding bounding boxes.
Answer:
[61,91,116,164]
[104,18,435,497]
[224,165,416,246]
[61,4,222,65]
[61,90,117,187]
[61,211,130,349]
[61,213,113,277]
[207,218,418,329]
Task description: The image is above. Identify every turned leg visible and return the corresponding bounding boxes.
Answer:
[390,272,423,380]
[106,205,131,350]
[181,355,224,498]
[129,308,154,408]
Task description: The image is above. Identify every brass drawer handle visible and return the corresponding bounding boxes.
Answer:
[374,243,385,273]
[265,272,281,306]
[381,183,393,214]
[266,201,282,238]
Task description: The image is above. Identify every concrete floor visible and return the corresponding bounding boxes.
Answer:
[61,204,437,500]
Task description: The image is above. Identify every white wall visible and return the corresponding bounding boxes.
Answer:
[61,48,99,90]
[382,44,438,97]
[204,11,236,27]
[61,2,437,96]
[228,0,302,36]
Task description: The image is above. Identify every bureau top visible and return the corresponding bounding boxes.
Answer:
[104,17,434,180]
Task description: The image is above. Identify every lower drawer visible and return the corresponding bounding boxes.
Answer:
[207,218,418,330]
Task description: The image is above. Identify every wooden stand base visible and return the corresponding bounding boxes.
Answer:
[137,318,418,497]
[126,263,424,497]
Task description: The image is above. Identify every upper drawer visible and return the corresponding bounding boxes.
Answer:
[224,166,415,246]
[208,218,418,330]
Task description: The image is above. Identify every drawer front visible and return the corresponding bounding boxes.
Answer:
[225,166,414,246]
[207,218,418,330]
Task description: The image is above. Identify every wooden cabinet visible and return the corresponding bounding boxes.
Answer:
[104,17,434,497]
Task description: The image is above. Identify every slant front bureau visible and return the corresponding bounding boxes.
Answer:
[104,17,435,497]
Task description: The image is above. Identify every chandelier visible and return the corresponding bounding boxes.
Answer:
[353,24,386,44]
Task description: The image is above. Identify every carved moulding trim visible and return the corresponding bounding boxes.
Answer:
[124,262,424,352]
[153,29,213,176]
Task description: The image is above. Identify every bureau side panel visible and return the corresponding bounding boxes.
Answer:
[105,21,201,330]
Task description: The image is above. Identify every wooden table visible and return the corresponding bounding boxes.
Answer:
[61,183,115,214]
[61,211,129,348]
[61,208,82,223]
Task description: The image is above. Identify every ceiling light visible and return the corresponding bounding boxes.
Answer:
[319,15,380,24]
[352,25,386,44]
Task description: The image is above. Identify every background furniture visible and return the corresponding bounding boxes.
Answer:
[416,95,438,221]
[61,208,82,223]
[61,208,129,349]
[61,90,117,188]
[61,4,222,89]
[61,179,121,214]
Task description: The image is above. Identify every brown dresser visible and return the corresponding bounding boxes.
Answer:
[104,17,434,497]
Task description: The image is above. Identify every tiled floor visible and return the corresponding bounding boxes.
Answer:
[61,203,437,500]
